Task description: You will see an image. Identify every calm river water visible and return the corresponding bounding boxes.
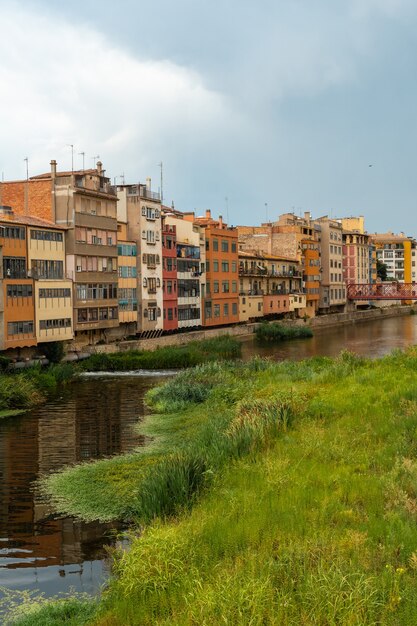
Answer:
[1,314,417,606]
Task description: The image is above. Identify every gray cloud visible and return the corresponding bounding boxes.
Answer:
[2,1,417,233]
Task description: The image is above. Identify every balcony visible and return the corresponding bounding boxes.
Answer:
[239,289,264,296]
[239,267,301,278]
[141,188,161,201]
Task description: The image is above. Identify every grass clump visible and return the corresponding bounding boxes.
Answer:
[0,363,75,417]
[256,321,313,342]
[80,335,241,372]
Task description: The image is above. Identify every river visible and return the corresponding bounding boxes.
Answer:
[1,314,417,608]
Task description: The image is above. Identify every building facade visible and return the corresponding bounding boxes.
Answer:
[117,180,163,335]
[315,217,346,313]
[187,211,238,327]
[117,222,138,335]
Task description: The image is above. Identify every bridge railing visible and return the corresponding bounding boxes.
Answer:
[347,283,417,300]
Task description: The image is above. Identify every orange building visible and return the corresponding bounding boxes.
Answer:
[0,207,72,353]
[185,210,239,327]
[0,209,36,350]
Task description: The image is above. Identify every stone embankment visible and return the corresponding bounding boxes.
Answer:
[81,304,415,356]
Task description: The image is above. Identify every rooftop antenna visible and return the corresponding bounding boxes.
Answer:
[225,196,229,224]
[78,151,85,171]
[24,157,29,215]
[265,202,269,223]
[67,144,74,173]
[92,155,100,168]
[157,161,163,204]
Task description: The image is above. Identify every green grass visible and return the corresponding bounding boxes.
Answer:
[79,335,241,371]
[256,321,313,342]
[0,363,74,416]
[16,347,417,624]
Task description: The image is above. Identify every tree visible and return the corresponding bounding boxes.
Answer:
[377,259,388,281]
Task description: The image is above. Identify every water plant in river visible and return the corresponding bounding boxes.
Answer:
[21,347,417,625]
[79,335,241,372]
[255,321,313,342]
[0,363,74,417]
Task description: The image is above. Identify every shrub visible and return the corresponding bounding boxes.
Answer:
[256,322,313,342]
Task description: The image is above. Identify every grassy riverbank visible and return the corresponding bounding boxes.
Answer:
[0,364,74,418]
[10,348,417,624]
[79,335,242,371]
[255,321,313,342]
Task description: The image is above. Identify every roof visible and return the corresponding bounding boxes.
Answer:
[371,232,415,243]
[30,168,98,180]
[0,214,68,229]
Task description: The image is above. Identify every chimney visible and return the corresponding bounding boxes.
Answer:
[205,209,211,219]
[50,160,57,178]
[146,177,151,191]
[96,161,103,175]
[218,214,223,229]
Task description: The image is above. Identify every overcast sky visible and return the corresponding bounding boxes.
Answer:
[1,0,417,233]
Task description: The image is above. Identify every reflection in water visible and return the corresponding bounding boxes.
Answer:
[0,376,166,601]
[1,315,417,605]
[240,315,417,362]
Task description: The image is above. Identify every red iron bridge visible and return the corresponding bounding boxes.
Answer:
[347,283,417,300]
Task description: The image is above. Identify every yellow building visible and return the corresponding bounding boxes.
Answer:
[27,217,73,343]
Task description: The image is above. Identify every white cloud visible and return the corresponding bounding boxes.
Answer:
[0,6,240,180]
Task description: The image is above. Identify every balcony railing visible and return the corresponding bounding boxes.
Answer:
[239,267,301,278]
[141,188,161,201]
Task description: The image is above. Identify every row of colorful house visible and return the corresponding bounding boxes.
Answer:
[0,160,415,355]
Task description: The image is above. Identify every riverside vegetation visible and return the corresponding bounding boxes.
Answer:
[255,321,313,342]
[0,363,74,418]
[0,336,241,418]
[9,348,417,624]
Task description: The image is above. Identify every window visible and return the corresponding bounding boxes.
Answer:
[206,261,210,272]
[178,306,200,321]
[213,281,219,293]
[148,307,157,321]
[178,279,199,298]
[7,284,33,298]
[31,229,63,242]
[222,281,229,293]
[214,304,220,317]
[167,308,173,321]
[232,281,237,293]
[213,260,219,272]
[231,242,237,253]
[232,262,237,273]
[31,260,63,279]
[148,278,157,293]
[222,261,229,272]
[221,240,229,253]
[2,226,25,239]
[232,302,238,315]
[39,288,70,298]
[39,318,71,329]
[212,239,219,251]
[4,257,26,279]
[223,303,229,316]
[7,321,33,335]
